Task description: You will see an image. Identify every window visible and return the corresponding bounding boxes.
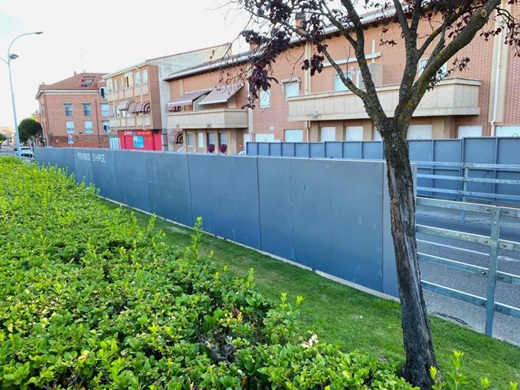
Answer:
[418,58,447,78]
[66,121,75,134]
[101,103,109,117]
[284,82,299,99]
[80,77,94,87]
[133,136,144,148]
[407,124,432,140]
[107,79,113,92]
[99,87,107,99]
[64,103,73,117]
[187,132,194,147]
[345,126,364,141]
[255,133,275,142]
[82,103,92,117]
[259,90,271,108]
[142,69,148,84]
[334,70,354,91]
[219,133,228,146]
[134,72,141,86]
[496,126,519,137]
[84,120,93,134]
[118,78,123,91]
[102,120,110,133]
[458,126,482,138]
[198,132,204,148]
[320,127,336,142]
[218,133,228,153]
[124,72,133,88]
[284,129,303,142]
[207,132,216,146]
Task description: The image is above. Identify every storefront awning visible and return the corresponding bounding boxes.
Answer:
[168,131,183,144]
[132,100,151,113]
[199,83,244,105]
[117,100,133,111]
[167,89,211,111]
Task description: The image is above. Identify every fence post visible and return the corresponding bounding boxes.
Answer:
[485,206,501,337]
[460,165,469,222]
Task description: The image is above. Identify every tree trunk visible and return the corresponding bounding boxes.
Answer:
[384,135,437,390]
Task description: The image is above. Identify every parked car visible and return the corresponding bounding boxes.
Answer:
[15,146,34,158]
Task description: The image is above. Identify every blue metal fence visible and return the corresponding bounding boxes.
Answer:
[35,148,399,298]
[247,137,520,204]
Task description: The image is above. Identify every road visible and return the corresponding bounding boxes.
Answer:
[416,203,520,346]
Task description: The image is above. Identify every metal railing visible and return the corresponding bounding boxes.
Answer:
[416,196,520,337]
[416,161,520,205]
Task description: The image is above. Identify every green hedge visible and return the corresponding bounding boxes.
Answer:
[0,158,415,389]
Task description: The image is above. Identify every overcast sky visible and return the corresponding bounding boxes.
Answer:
[0,0,250,127]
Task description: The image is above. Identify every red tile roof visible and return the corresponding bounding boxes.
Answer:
[38,72,107,91]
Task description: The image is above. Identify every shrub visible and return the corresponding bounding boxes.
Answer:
[0,159,417,389]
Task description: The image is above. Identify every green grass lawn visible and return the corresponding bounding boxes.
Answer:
[111,201,520,388]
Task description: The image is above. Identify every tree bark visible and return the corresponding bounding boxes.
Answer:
[384,133,437,390]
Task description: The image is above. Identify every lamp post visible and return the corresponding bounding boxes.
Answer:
[2,32,43,157]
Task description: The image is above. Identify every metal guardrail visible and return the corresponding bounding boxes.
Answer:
[416,161,520,205]
[416,196,520,337]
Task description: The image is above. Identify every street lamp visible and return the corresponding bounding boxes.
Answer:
[1,31,43,157]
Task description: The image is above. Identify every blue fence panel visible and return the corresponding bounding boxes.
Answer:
[146,153,193,227]
[409,140,434,162]
[188,154,262,249]
[463,138,497,164]
[329,160,388,293]
[268,143,282,156]
[295,143,311,157]
[324,142,343,158]
[281,142,296,157]
[113,150,151,212]
[257,143,271,156]
[463,138,497,200]
[343,142,363,159]
[362,141,384,160]
[90,149,118,200]
[35,147,76,175]
[74,150,95,188]
[257,157,296,261]
[497,137,520,165]
[246,143,258,155]
[290,159,333,270]
[309,143,325,158]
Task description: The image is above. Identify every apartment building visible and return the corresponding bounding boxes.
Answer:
[36,72,109,148]
[282,15,519,142]
[163,5,520,148]
[164,53,251,154]
[102,44,231,151]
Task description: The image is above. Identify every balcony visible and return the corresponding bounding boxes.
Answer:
[106,84,150,101]
[288,77,481,121]
[109,115,151,129]
[167,108,248,130]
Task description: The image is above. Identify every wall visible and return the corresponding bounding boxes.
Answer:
[35,147,398,298]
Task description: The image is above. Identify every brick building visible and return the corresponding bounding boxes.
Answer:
[164,53,251,154]
[35,5,520,153]
[163,3,520,150]
[102,44,232,152]
[36,72,109,148]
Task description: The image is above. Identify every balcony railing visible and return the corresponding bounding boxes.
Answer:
[109,115,152,129]
[167,108,248,130]
[106,84,150,101]
[288,77,481,122]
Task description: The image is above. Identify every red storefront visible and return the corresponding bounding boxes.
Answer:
[118,130,162,151]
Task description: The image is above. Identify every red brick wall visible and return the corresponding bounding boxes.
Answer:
[39,91,110,148]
